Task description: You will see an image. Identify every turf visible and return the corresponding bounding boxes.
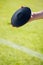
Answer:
[0,0,43,65]
[0,44,43,65]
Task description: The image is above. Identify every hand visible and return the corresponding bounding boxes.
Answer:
[29,11,43,21]
[21,6,43,21]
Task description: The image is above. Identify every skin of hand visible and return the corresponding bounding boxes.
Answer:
[29,11,43,21]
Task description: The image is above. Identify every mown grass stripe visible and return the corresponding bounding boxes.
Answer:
[0,38,43,60]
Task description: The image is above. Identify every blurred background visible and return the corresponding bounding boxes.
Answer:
[0,0,43,65]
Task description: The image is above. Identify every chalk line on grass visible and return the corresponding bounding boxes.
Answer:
[0,38,43,60]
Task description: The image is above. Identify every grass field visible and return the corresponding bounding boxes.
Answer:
[0,0,43,65]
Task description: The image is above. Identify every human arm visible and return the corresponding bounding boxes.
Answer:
[29,10,43,21]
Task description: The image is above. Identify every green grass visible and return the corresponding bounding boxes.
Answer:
[0,0,43,65]
[0,44,43,65]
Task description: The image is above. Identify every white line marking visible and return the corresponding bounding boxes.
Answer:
[0,38,43,60]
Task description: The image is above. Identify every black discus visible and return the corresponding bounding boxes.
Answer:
[11,7,31,27]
